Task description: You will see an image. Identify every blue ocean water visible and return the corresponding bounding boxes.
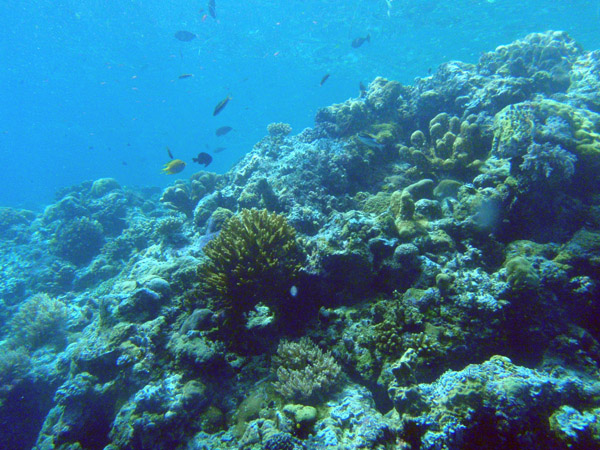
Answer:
[1,0,599,210]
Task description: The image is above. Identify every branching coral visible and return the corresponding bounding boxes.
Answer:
[9,293,69,349]
[272,337,341,402]
[197,209,303,323]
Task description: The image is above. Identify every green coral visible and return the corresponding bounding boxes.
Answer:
[207,207,234,232]
[369,122,399,145]
[316,99,368,136]
[0,207,35,235]
[359,191,392,215]
[504,256,540,291]
[9,293,69,349]
[390,189,428,242]
[405,112,490,178]
[494,99,600,182]
[197,209,303,323]
[538,99,600,174]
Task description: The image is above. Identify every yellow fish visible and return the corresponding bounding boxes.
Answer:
[162,159,186,174]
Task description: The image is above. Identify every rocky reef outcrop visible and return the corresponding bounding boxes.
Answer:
[2,31,600,450]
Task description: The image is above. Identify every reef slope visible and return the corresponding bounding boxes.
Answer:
[2,31,600,450]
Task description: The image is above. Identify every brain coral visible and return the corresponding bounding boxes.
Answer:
[197,209,303,324]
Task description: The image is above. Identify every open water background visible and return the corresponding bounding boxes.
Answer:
[1,0,599,209]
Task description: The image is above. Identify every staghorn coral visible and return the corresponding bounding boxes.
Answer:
[272,337,341,402]
[197,209,303,323]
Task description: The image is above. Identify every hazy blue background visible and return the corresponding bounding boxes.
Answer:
[1,0,599,210]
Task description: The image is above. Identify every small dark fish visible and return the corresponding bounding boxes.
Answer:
[359,81,367,94]
[351,34,370,48]
[213,96,231,116]
[174,30,196,42]
[167,146,174,159]
[356,132,384,149]
[320,73,330,86]
[193,152,213,167]
[214,147,226,153]
[179,73,194,79]
[216,126,233,136]
[208,0,216,18]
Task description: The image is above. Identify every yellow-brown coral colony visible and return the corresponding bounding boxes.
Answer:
[197,208,303,324]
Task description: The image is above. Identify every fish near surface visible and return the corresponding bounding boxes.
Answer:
[213,96,231,116]
[174,30,196,41]
[193,152,213,167]
[351,34,370,48]
[162,159,186,174]
[216,126,233,136]
[208,0,216,18]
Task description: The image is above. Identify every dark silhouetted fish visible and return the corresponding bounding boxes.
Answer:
[214,147,226,153]
[179,73,194,79]
[208,0,216,18]
[351,34,370,48]
[359,81,367,95]
[167,146,174,159]
[174,30,196,42]
[216,126,233,136]
[320,74,330,86]
[213,96,231,116]
[193,152,213,167]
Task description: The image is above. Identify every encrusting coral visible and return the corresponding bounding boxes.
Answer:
[197,208,304,325]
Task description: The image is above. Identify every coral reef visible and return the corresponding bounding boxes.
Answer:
[3,31,600,450]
